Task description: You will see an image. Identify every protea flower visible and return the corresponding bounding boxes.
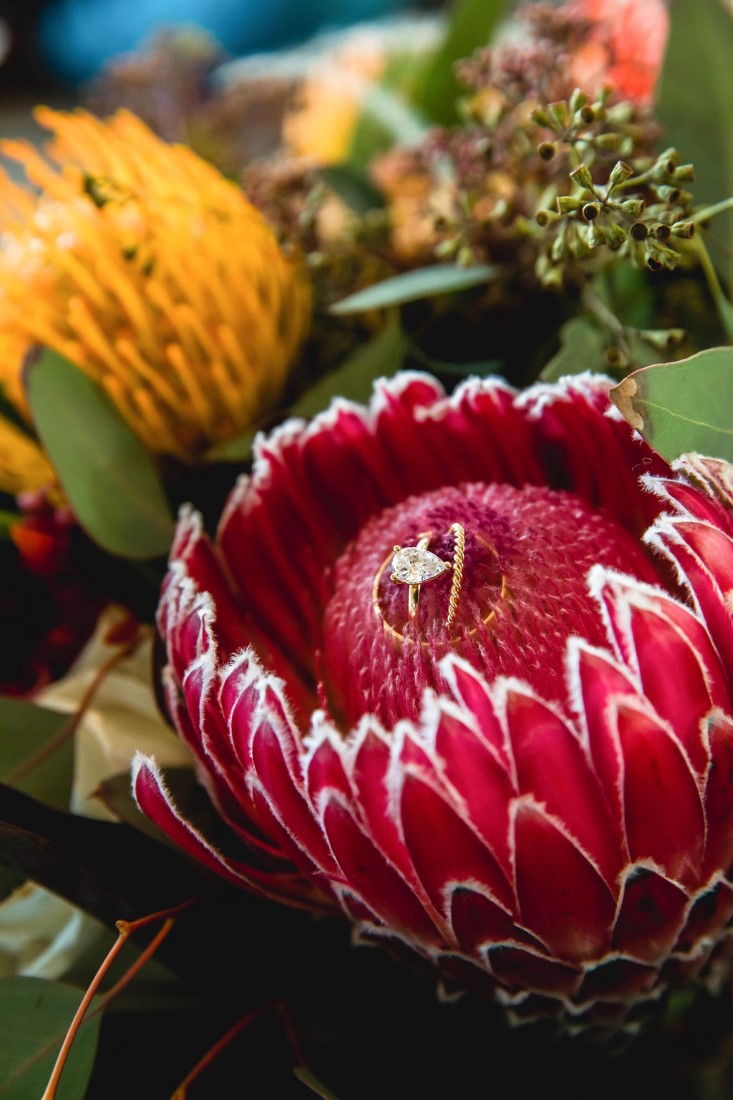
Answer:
[134,373,733,1031]
[0,108,311,463]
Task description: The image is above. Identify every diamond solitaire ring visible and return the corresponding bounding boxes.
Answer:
[390,532,453,620]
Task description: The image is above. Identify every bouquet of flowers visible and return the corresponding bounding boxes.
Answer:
[2,0,733,1096]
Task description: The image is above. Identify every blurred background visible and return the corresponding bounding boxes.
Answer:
[0,0,441,91]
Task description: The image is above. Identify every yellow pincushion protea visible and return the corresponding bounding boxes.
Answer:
[0,107,312,465]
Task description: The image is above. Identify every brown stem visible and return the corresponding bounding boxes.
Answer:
[41,898,195,1100]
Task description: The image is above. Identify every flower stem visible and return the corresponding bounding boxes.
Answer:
[41,899,195,1100]
[690,195,733,224]
[170,999,308,1099]
[693,235,733,342]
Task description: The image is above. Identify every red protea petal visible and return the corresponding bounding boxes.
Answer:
[669,517,733,594]
[217,648,340,874]
[247,713,340,874]
[225,654,303,772]
[647,517,733,690]
[569,640,638,849]
[648,462,733,536]
[162,507,248,655]
[163,663,277,851]
[611,864,690,962]
[523,378,668,533]
[449,386,535,481]
[448,886,518,953]
[304,730,353,805]
[219,376,445,567]
[613,698,705,885]
[161,524,316,716]
[430,700,515,874]
[399,767,513,913]
[676,878,733,950]
[511,796,616,962]
[131,754,303,900]
[435,953,498,998]
[577,958,659,1002]
[441,656,513,770]
[157,573,211,684]
[702,713,733,875]
[592,571,726,774]
[348,721,413,874]
[486,944,582,997]
[245,779,339,893]
[171,606,257,821]
[319,794,442,942]
[220,483,325,665]
[502,685,623,887]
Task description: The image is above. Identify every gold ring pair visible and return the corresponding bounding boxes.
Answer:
[371,523,465,638]
[390,522,465,629]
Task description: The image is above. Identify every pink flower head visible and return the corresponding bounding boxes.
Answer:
[570,0,669,105]
[135,373,733,1030]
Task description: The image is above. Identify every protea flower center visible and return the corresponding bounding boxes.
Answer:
[321,483,660,728]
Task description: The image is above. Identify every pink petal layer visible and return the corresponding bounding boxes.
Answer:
[512,798,616,962]
[131,755,297,900]
[615,700,705,885]
[612,866,689,962]
[506,688,622,886]
[400,770,513,912]
[320,795,441,942]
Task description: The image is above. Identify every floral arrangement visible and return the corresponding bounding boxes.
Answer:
[2,0,733,1096]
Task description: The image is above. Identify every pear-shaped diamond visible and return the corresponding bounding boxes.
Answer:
[391,546,450,585]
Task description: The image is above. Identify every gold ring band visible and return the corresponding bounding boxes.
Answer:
[446,522,464,630]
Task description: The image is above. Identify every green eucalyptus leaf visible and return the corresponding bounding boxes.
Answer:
[0,697,71,810]
[25,349,175,560]
[290,318,408,420]
[330,264,496,315]
[319,164,386,213]
[414,0,508,125]
[0,977,102,1100]
[541,316,607,381]
[658,0,733,287]
[610,347,733,462]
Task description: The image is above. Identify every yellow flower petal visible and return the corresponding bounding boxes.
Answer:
[0,409,56,495]
[0,108,312,461]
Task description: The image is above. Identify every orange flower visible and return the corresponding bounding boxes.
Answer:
[570,0,669,106]
[0,108,312,464]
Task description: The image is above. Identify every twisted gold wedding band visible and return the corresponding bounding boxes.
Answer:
[446,522,464,629]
